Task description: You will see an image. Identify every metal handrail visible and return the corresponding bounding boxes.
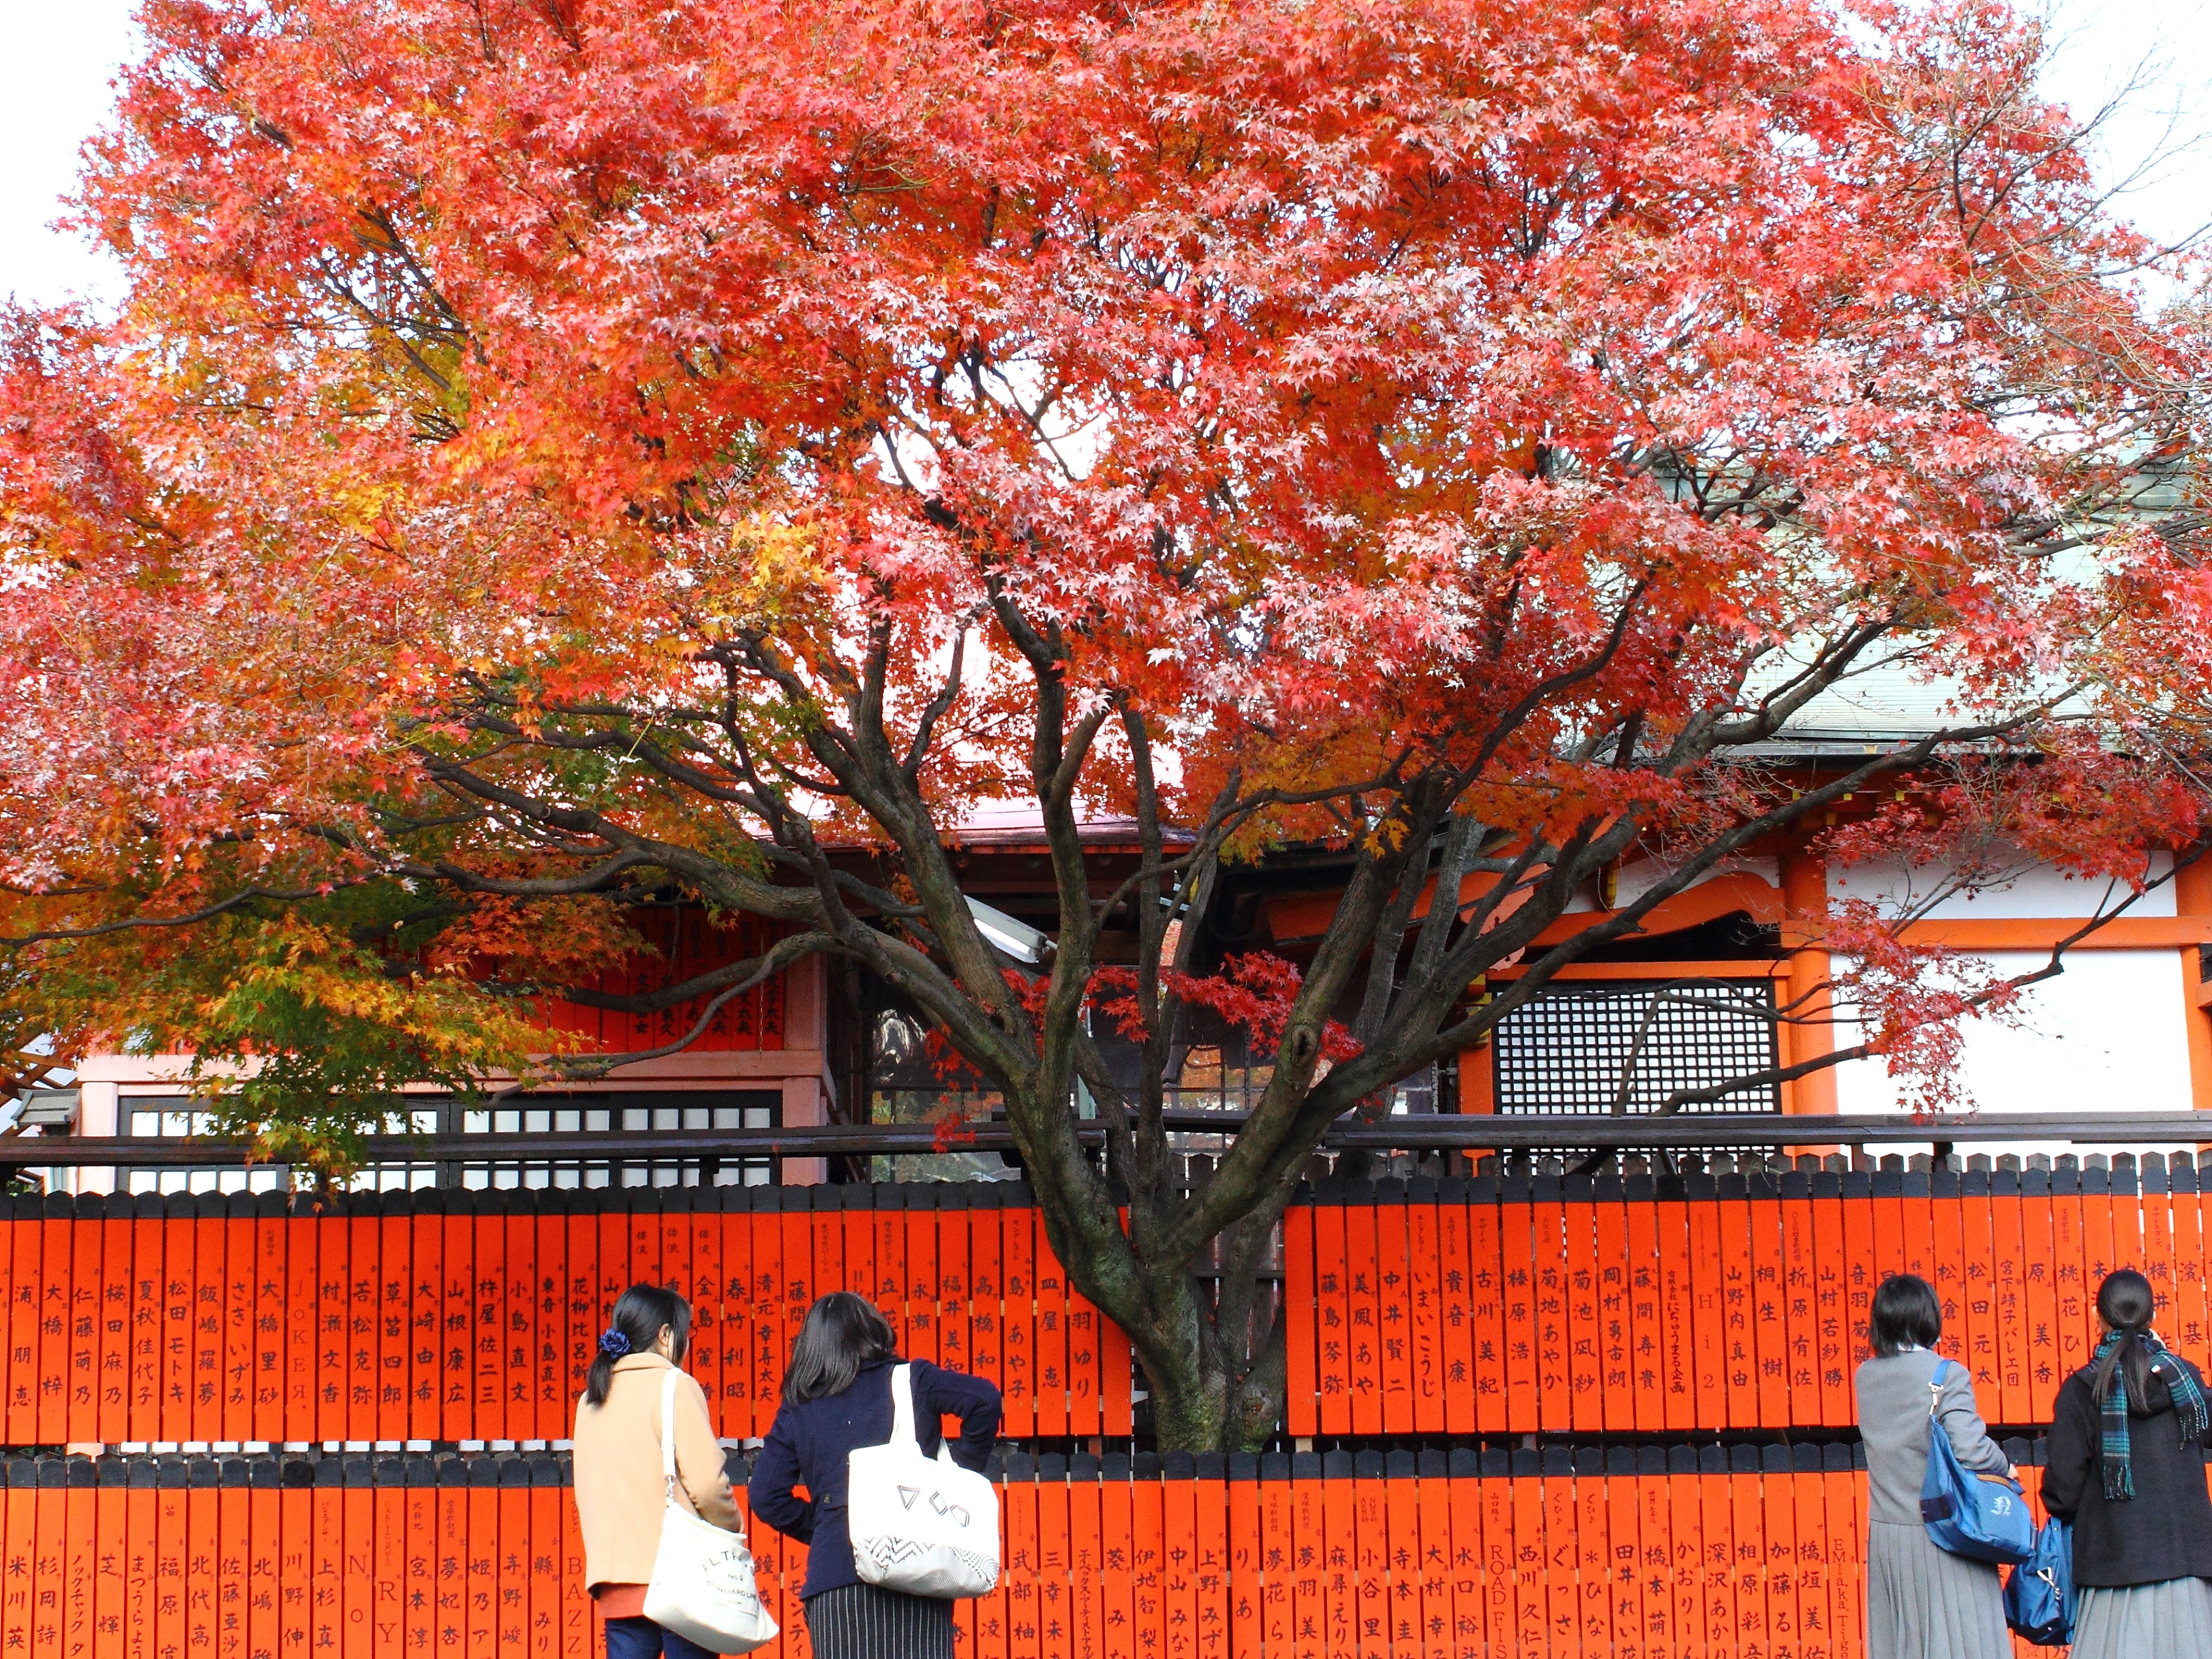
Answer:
[1326,1109,2212,1150]
[8,1109,2206,1171]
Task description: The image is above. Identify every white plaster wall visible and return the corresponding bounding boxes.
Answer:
[1560,854,1780,914]
[1828,852,2177,920]
[72,1081,118,1194]
[1832,948,2194,1154]
[1620,853,1778,908]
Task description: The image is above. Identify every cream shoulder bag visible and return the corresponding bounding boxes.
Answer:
[847,1362,1001,1598]
[641,1368,778,1652]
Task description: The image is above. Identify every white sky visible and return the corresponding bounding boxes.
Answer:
[0,0,2205,310]
[1,0,136,310]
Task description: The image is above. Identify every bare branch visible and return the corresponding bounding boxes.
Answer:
[2,882,371,948]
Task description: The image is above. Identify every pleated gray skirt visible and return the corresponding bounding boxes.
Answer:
[2072,1576,2212,1659]
[1864,1520,2011,1659]
[802,1582,956,1659]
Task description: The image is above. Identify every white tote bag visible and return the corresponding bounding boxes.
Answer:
[847,1362,1001,1598]
[642,1368,778,1653]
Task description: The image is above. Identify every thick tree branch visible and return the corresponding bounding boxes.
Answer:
[541,930,837,1081]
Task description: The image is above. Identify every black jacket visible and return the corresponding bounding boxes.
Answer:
[2042,1353,2212,1587]
[748,1358,1001,1600]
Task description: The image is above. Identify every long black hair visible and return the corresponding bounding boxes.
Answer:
[783,1292,898,1403]
[2090,1268,2158,1410]
[1868,1274,1943,1358]
[583,1283,692,1407]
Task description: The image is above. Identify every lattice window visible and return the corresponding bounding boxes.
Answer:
[455,1092,780,1191]
[121,1098,410,1195]
[121,1090,779,1192]
[1491,979,1781,1115]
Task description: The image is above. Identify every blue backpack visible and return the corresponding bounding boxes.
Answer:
[1918,1359,2035,1564]
[2003,1517,2074,1647]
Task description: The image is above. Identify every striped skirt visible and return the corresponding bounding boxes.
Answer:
[2072,1576,2212,1659]
[802,1582,956,1659]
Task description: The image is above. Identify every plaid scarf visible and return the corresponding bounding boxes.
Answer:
[2093,1328,2212,1500]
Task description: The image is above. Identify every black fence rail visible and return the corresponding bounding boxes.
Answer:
[10,1108,2207,1165]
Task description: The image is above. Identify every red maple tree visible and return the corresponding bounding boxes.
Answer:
[5,0,2210,1444]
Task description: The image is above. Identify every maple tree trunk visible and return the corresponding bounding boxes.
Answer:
[1080,1259,1289,1454]
[1020,1113,1294,1453]
[1139,1341,1284,1454]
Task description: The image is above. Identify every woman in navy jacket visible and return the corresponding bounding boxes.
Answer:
[2040,1269,2212,1658]
[749,1291,1001,1659]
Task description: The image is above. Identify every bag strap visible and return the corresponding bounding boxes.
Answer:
[889,1362,918,1450]
[1928,1356,1951,1417]
[659,1366,681,1502]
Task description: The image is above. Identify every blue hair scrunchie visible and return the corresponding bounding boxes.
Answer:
[598,1328,631,1358]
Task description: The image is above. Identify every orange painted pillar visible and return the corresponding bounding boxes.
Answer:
[1778,846,1838,1116]
[1454,983,1498,1178]
[1459,979,1497,1116]
[1459,1045,1495,1113]
[2178,856,2212,1113]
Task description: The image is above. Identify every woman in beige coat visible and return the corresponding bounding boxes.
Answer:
[572,1283,744,1658]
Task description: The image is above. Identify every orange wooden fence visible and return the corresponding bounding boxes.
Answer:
[6,1164,2206,1446]
[8,1446,2121,1659]
[0,1187,1130,1445]
[1281,1165,2208,1435]
[7,1164,2212,1658]
[15,1447,2189,1659]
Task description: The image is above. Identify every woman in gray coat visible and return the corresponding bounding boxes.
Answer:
[1853,1274,2014,1659]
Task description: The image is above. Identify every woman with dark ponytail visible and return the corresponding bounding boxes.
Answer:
[571,1284,744,1656]
[2042,1268,2212,1658]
